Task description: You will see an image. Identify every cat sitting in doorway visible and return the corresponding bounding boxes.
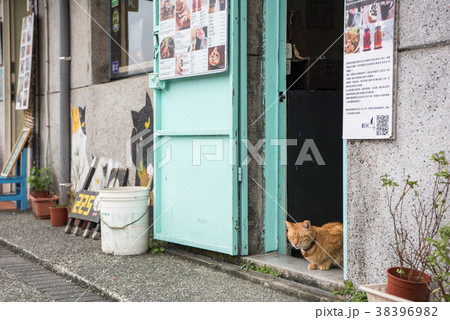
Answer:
[285,220,343,271]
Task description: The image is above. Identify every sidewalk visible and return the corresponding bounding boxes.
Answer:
[0,209,303,302]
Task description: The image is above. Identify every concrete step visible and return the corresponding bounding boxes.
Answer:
[243,252,345,293]
[169,249,344,302]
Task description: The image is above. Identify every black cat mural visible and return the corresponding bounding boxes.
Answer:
[130,93,154,186]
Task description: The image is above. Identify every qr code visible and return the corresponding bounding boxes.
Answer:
[376,115,389,136]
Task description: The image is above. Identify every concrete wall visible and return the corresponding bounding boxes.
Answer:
[247,0,266,255]
[38,0,154,192]
[346,0,450,285]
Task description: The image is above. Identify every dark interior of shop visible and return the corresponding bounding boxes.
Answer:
[286,0,344,258]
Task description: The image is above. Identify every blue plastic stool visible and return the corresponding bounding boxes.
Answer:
[0,148,28,210]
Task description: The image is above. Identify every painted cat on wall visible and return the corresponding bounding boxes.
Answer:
[130,93,154,187]
[71,104,90,190]
[71,104,124,191]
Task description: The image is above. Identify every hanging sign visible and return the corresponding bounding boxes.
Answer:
[158,0,228,80]
[342,0,396,139]
[16,13,34,110]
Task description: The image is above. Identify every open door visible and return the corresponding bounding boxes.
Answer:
[152,0,246,255]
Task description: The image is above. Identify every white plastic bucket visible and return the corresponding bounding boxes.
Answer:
[99,187,150,255]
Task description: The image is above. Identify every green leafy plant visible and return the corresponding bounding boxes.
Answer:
[67,188,76,207]
[51,202,70,208]
[241,260,255,271]
[381,151,449,281]
[333,280,368,302]
[426,223,450,302]
[27,165,55,194]
[149,240,167,254]
[241,261,281,277]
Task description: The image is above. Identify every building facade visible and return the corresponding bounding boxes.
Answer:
[0,0,448,287]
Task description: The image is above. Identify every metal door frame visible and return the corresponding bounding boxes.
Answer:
[262,0,287,254]
[263,0,348,276]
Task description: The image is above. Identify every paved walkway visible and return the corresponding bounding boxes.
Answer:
[0,244,106,302]
[0,210,299,302]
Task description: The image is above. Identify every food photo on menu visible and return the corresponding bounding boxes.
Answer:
[208,45,225,70]
[160,0,175,21]
[17,89,23,107]
[19,60,25,74]
[160,37,175,59]
[26,57,32,71]
[192,0,207,12]
[176,54,185,75]
[176,0,191,31]
[190,27,207,51]
[24,73,30,89]
[379,0,395,21]
[361,3,378,25]
[16,78,23,101]
[209,0,226,14]
[22,91,28,108]
[345,7,361,28]
[21,18,27,33]
[362,0,394,25]
[344,27,360,55]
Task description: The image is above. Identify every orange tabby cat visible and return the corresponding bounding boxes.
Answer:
[285,220,343,271]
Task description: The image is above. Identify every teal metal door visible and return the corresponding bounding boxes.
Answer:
[152,0,247,255]
[263,0,287,253]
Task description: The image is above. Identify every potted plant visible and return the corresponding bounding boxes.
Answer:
[379,151,449,301]
[426,223,450,302]
[27,165,58,219]
[49,201,70,226]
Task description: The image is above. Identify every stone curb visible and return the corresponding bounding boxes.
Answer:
[167,248,343,302]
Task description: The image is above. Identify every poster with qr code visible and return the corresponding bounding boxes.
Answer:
[342,0,396,139]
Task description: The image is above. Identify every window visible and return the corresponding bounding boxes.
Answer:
[109,0,154,78]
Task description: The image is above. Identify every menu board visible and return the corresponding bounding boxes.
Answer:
[16,13,34,110]
[342,0,396,139]
[159,0,228,80]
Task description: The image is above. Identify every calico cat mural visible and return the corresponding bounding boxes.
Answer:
[71,104,89,189]
[71,104,123,191]
[130,93,154,186]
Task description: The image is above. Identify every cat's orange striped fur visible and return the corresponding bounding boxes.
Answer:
[285,220,343,271]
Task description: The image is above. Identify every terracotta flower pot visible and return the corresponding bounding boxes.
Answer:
[31,191,50,198]
[29,194,59,219]
[386,267,431,302]
[50,206,69,226]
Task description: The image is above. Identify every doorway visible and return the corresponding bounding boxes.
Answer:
[285,0,344,258]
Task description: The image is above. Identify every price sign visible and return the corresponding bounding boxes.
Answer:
[69,191,100,223]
